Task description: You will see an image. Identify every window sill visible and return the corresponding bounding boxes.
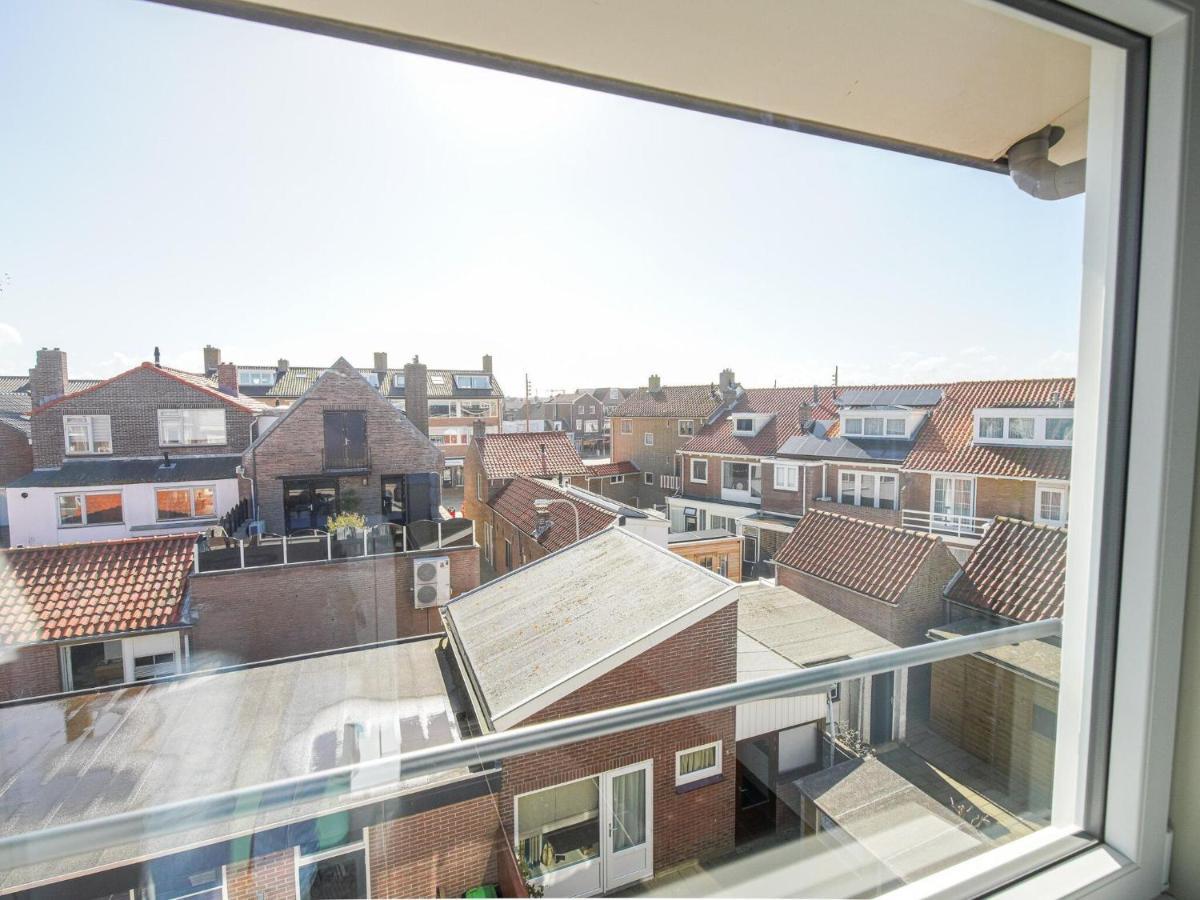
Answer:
[134,518,217,531]
[674,773,723,794]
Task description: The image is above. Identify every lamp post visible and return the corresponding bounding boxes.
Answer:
[533,498,580,543]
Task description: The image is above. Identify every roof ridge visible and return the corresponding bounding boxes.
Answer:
[809,507,940,542]
[1,532,199,555]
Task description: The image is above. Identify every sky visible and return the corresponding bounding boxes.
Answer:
[0,0,1085,399]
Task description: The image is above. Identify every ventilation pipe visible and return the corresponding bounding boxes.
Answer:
[1007,126,1086,201]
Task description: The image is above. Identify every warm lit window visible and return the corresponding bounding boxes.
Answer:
[57,491,123,526]
[676,740,722,785]
[63,414,112,455]
[158,409,226,446]
[156,485,217,521]
[774,463,799,491]
[691,458,708,483]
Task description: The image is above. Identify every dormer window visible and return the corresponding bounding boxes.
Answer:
[393,374,405,389]
[363,372,380,388]
[734,418,754,434]
[453,374,491,390]
[238,370,275,387]
[842,413,912,439]
[731,413,772,437]
[974,408,1074,446]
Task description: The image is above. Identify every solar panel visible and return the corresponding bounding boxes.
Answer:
[836,387,942,407]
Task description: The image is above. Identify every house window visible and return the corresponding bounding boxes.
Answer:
[691,458,708,483]
[863,417,883,436]
[710,515,730,533]
[65,640,125,690]
[610,474,625,484]
[886,418,906,436]
[504,539,513,570]
[516,776,601,880]
[644,432,654,446]
[979,416,1005,439]
[678,419,694,436]
[1037,484,1069,526]
[620,420,632,434]
[773,463,799,491]
[429,374,445,386]
[430,401,457,417]
[1046,417,1074,441]
[392,374,405,389]
[838,471,898,509]
[722,461,762,498]
[63,414,112,455]
[156,485,216,521]
[323,411,367,468]
[476,473,484,501]
[576,418,583,431]
[57,491,123,527]
[676,740,722,786]
[1007,416,1036,440]
[157,409,226,446]
[362,372,380,388]
[974,409,1075,446]
[460,400,495,417]
[733,417,755,434]
[295,816,369,900]
[933,475,975,521]
[644,472,654,485]
[238,369,275,386]
[453,374,490,389]
[63,633,180,691]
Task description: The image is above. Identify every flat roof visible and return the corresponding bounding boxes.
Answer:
[737,582,898,665]
[443,527,735,730]
[0,638,473,891]
[10,455,241,488]
[929,617,1061,686]
[667,528,738,544]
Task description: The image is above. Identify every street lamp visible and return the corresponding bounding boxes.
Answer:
[533,498,580,543]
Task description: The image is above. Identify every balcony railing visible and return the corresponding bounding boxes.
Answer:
[660,474,681,491]
[321,445,370,472]
[902,508,992,540]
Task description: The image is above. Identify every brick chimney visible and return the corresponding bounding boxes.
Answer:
[203,345,221,376]
[373,351,388,374]
[482,354,493,374]
[404,355,429,436]
[719,368,738,402]
[648,374,661,392]
[30,348,68,407]
[277,358,289,373]
[472,418,487,442]
[798,402,814,432]
[216,362,239,396]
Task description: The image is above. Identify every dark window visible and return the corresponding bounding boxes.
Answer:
[323,411,367,470]
[69,641,125,690]
[504,539,513,570]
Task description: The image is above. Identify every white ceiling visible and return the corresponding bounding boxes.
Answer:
[183,0,1093,167]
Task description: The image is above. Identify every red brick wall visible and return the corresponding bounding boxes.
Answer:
[368,794,502,898]
[900,472,1036,522]
[0,643,63,702]
[225,847,295,900]
[809,498,901,526]
[0,423,32,486]
[187,547,479,668]
[759,460,810,516]
[499,603,738,873]
[680,452,722,500]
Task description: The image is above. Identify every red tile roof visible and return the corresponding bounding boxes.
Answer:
[612,384,726,419]
[945,517,1067,622]
[0,534,197,646]
[476,431,586,479]
[489,476,617,553]
[585,460,639,477]
[904,378,1075,479]
[31,363,267,415]
[775,510,949,604]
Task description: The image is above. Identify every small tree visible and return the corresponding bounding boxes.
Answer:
[327,511,366,532]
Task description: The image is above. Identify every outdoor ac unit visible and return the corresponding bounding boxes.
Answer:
[413,555,451,608]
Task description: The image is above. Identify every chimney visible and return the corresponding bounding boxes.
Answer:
[277,358,289,373]
[404,355,429,436]
[482,354,493,374]
[812,384,820,405]
[539,442,548,475]
[798,402,814,432]
[203,345,221,375]
[216,362,239,396]
[648,374,661,392]
[153,346,161,367]
[373,351,388,374]
[472,418,487,442]
[719,368,737,401]
[30,348,69,407]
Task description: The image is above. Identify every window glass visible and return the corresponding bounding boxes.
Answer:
[297,849,366,900]
[840,471,856,504]
[63,414,112,454]
[429,402,456,417]
[68,640,125,690]
[863,417,883,436]
[85,493,123,524]
[193,487,215,517]
[1033,703,1058,740]
[157,489,193,520]
[392,374,405,388]
[724,462,751,490]
[57,494,83,526]
[158,409,227,446]
[1007,416,1035,440]
[460,400,494,417]
[678,419,694,436]
[734,417,754,432]
[691,459,707,481]
[643,432,653,446]
[517,777,601,879]
[620,420,631,434]
[1046,417,1073,441]
[879,475,897,510]
[886,418,906,436]
[844,417,863,435]
[677,743,720,782]
[979,416,1004,439]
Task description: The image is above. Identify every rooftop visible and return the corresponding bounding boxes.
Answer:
[945,516,1067,622]
[9,455,242,489]
[30,363,269,416]
[612,383,727,419]
[0,638,473,891]
[475,430,586,479]
[489,475,617,553]
[443,527,735,729]
[584,459,639,477]
[0,533,197,647]
[667,528,741,545]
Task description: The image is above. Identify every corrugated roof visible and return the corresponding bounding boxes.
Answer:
[945,516,1067,622]
[476,431,586,479]
[489,476,617,553]
[0,534,197,645]
[9,455,242,488]
[612,384,726,419]
[775,510,948,604]
[443,527,734,728]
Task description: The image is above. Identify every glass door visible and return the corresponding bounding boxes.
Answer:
[602,761,653,891]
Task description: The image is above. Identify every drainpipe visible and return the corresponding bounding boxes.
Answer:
[1006,126,1086,201]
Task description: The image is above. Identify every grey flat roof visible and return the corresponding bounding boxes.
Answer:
[776,434,913,462]
[443,527,734,728]
[0,639,472,890]
[738,582,898,664]
[836,387,944,407]
[929,617,1061,686]
[667,528,737,544]
[10,455,242,488]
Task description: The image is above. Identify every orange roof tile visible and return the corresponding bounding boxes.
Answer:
[488,476,617,553]
[945,517,1067,622]
[476,431,586,479]
[585,460,639,477]
[31,363,267,415]
[0,535,197,646]
[612,384,726,419]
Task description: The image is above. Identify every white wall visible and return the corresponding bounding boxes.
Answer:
[6,478,240,547]
[779,722,822,773]
[620,515,669,547]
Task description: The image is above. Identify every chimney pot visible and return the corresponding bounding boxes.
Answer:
[648,374,661,392]
[216,362,239,396]
[277,358,289,372]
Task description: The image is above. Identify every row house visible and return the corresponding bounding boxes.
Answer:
[5,349,270,547]
[202,346,504,490]
[461,427,587,522]
[544,391,606,457]
[610,370,741,510]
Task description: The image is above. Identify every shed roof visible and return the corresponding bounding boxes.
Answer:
[945,516,1067,622]
[737,581,898,663]
[489,476,617,553]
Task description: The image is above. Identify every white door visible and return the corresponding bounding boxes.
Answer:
[602,761,653,891]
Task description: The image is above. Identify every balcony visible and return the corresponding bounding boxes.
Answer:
[902,508,992,541]
[321,445,370,473]
[660,474,681,492]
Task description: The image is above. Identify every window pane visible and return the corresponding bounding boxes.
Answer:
[517,778,600,878]
[860,474,876,506]
[157,489,192,520]
[979,416,1004,439]
[64,421,91,453]
[193,487,215,517]
[57,494,83,526]
[886,418,905,436]
[297,849,366,900]
[84,493,123,524]
[69,641,125,690]
[840,472,856,505]
[879,476,897,510]
[1046,417,1073,441]
[845,418,863,435]
[863,418,883,436]
[1008,417,1035,439]
[679,745,717,775]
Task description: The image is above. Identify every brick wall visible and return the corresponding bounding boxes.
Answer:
[0,643,63,702]
[31,366,257,469]
[899,472,1036,523]
[499,603,739,874]
[680,452,722,501]
[809,498,901,526]
[368,794,502,898]
[0,423,32,485]
[461,440,488,525]
[245,363,443,534]
[580,474,645,508]
[669,537,743,581]
[187,546,478,668]
[760,460,812,516]
[611,417,692,507]
[225,847,295,900]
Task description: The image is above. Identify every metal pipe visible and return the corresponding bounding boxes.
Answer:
[0,618,1059,871]
[1007,126,1086,200]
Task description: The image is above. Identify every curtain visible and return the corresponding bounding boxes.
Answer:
[611,769,646,852]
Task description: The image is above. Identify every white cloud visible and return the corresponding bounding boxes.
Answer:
[0,323,21,346]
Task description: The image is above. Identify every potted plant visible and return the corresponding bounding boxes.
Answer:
[328,511,366,540]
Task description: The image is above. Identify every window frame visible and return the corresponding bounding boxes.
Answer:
[56,490,124,527]
[643,432,654,446]
[643,471,654,486]
[293,827,370,900]
[157,408,227,447]
[690,458,708,483]
[773,462,799,491]
[62,414,112,456]
[1036,482,1069,527]
[678,419,694,436]
[838,469,898,509]
[155,484,218,522]
[609,474,624,485]
[675,740,722,786]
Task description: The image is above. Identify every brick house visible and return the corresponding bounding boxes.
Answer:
[579,460,642,506]
[544,391,606,456]
[5,349,269,547]
[927,516,1066,809]
[0,400,32,541]
[0,533,197,702]
[610,372,739,510]
[241,358,443,535]
[461,427,587,524]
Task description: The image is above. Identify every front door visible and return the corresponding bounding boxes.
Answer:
[602,761,653,891]
[870,671,895,744]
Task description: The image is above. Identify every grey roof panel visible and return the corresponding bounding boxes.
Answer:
[737,582,897,664]
[10,455,241,488]
[836,387,944,408]
[776,434,913,461]
[667,528,737,544]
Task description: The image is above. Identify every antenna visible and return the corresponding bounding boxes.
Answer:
[832,365,839,387]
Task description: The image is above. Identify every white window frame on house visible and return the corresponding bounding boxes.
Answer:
[644,432,654,446]
[609,474,625,485]
[155,484,218,522]
[392,373,405,389]
[62,414,112,455]
[838,470,898,509]
[973,407,1075,447]
[1036,482,1070,527]
[60,631,183,691]
[293,827,370,900]
[157,409,227,446]
[841,412,913,439]
[931,473,975,521]
[56,490,124,527]
[643,472,654,485]
[453,373,490,390]
[429,374,445,386]
[238,369,275,386]
[576,418,583,431]
[690,458,708,483]
[773,462,799,491]
[620,420,632,434]
[678,419,694,436]
[675,740,722,786]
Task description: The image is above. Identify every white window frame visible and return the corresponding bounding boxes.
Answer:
[643,472,654,486]
[1036,482,1069,527]
[675,740,722,786]
[973,407,1075,447]
[690,458,708,483]
[838,470,898,509]
[61,631,183,690]
[157,408,227,447]
[678,419,694,437]
[732,416,755,435]
[62,414,112,455]
[930,473,975,520]
[238,369,275,386]
[620,420,632,434]
[644,432,654,446]
[773,462,799,491]
[293,827,370,900]
[56,490,124,527]
[609,474,625,485]
[154,484,218,522]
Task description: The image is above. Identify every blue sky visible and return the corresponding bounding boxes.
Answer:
[0,0,1085,398]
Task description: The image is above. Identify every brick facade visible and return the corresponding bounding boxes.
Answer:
[0,642,62,702]
[0,422,32,487]
[225,847,295,900]
[244,361,443,535]
[611,416,694,508]
[899,472,1037,522]
[187,547,479,668]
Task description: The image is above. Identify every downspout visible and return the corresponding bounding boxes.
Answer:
[1006,126,1086,201]
[802,465,807,516]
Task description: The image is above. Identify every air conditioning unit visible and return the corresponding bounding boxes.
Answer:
[413,555,451,608]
